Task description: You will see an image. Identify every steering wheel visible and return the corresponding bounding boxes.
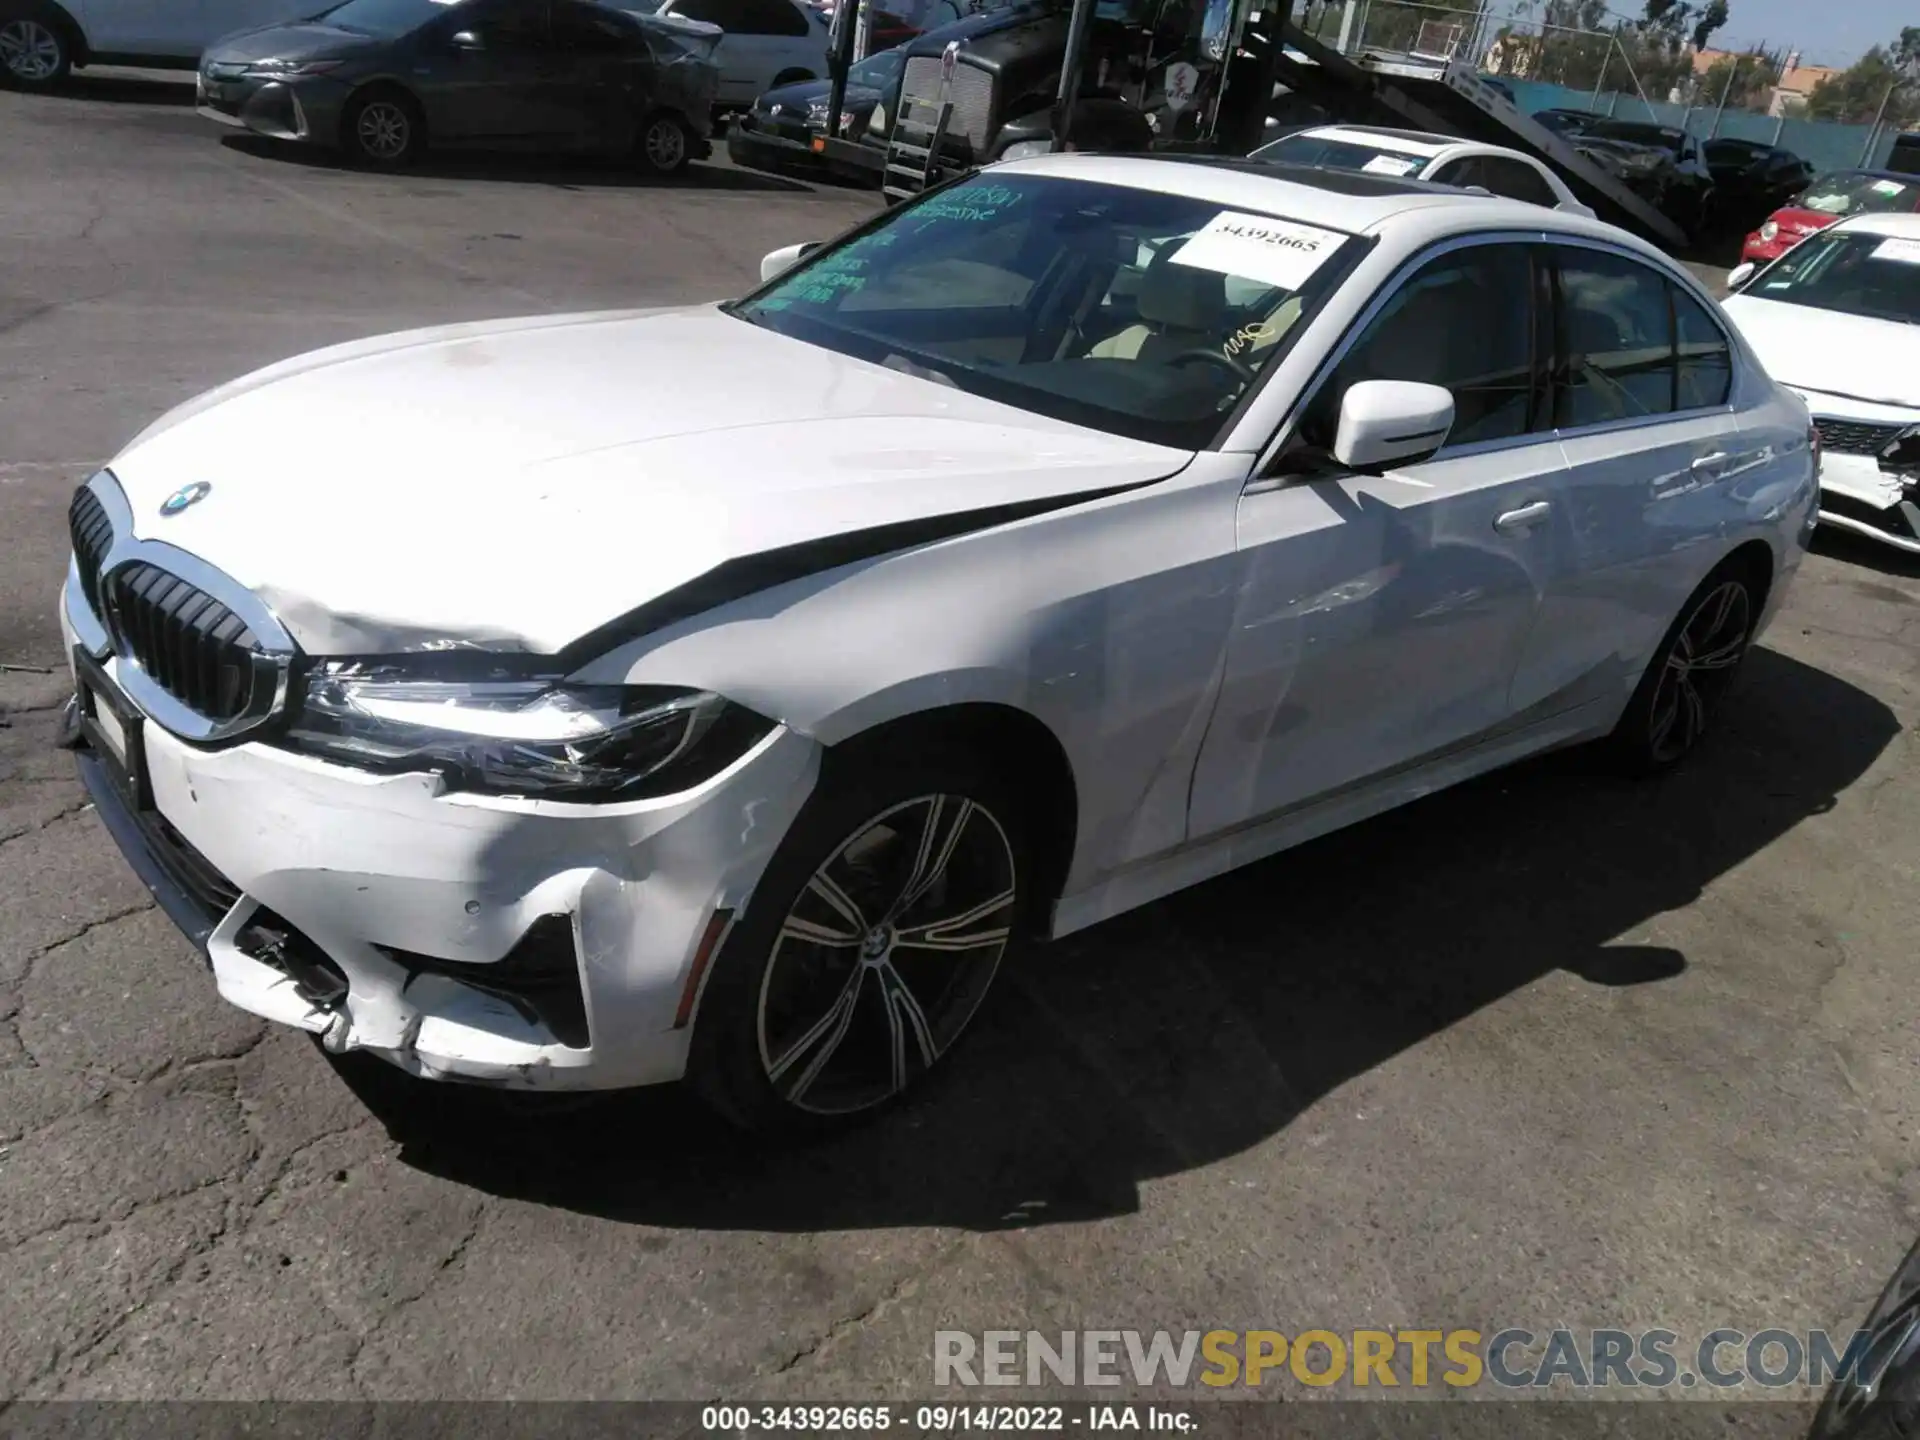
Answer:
[1169,347,1256,384]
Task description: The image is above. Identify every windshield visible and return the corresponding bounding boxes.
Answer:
[1792,171,1918,218]
[1586,121,1683,153]
[317,0,468,35]
[848,48,903,87]
[732,175,1360,449]
[1250,133,1430,178]
[1748,228,1920,325]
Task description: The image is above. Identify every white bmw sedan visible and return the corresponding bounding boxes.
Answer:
[60,155,1816,1132]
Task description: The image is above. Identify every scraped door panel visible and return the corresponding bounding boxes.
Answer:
[1186,444,1563,840]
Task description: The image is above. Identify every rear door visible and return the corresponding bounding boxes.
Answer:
[419,0,575,142]
[1507,242,1747,716]
[1187,238,1570,840]
[549,0,651,147]
[71,0,204,57]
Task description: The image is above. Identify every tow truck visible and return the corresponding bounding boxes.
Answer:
[802,0,1689,250]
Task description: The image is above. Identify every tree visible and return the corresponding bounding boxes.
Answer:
[1697,46,1783,114]
[1807,38,1920,128]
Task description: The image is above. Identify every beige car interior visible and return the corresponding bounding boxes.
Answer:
[1087,243,1308,368]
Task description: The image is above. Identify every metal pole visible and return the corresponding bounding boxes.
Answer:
[1335,0,1356,53]
[1587,38,1605,111]
[1050,0,1098,151]
[823,0,857,140]
[853,0,872,63]
[1709,52,1737,138]
[1860,80,1896,165]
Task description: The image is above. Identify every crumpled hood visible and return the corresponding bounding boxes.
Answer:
[1722,293,1920,411]
[108,306,1191,656]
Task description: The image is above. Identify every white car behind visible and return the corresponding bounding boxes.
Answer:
[1723,212,1920,555]
[624,0,827,107]
[1,0,309,87]
[1251,123,1597,218]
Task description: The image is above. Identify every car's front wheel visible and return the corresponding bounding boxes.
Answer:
[1606,560,1761,774]
[0,7,72,90]
[342,88,424,167]
[690,746,1029,1135]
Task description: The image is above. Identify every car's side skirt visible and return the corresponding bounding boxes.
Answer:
[1046,698,1615,939]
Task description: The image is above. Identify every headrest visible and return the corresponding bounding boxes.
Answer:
[1139,256,1228,333]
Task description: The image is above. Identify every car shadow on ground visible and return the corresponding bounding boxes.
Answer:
[32,70,196,105]
[332,646,1897,1231]
[217,132,819,192]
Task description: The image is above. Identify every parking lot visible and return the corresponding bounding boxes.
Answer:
[3,68,1920,1409]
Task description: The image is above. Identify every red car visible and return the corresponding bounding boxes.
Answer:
[1741,168,1920,264]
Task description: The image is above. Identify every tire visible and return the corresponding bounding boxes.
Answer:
[634,109,692,176]
[341,87,424,167]
[688,745,1031,1136]
[0,5,73,90]
[1603,561,1760,775]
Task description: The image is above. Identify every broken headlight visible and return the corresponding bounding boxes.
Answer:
[282,662,774,801]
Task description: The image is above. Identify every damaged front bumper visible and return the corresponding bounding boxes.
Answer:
[197,71,345,145]
[1817,450,1920,557]
[62,635,819,1091]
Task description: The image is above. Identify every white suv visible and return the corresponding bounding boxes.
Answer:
[1,0,310,88]
[625,0,828,107]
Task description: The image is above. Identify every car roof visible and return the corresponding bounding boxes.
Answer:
[1830,211,1920,238]
[1279,124,1554,168]
[989,152,1643,249]
[1287,123,1454,150]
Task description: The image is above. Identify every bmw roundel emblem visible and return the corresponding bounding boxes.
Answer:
[159,482,212,517]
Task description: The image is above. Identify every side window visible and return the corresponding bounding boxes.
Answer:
[471,0,552,49]
[1307,242,1540,450]
[674,0,737,25]
[552,0,637,50]
[1430,156,1481,189]
[1554,247,1675,427]
[1673,285,1732,410]
[727,0,808,33]
[1481,157,1558,208]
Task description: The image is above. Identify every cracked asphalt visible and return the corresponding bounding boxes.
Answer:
[2,69,1919,1409]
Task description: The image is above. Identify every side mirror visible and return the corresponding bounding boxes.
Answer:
[759,240,823,283]
[1333,380,1455,472]
[1725,260,1757,292]
[448,29,484,49]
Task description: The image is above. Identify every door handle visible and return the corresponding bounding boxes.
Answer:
[1691,451,1731,472]
[1493,500,1552,533]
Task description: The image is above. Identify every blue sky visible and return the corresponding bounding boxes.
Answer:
[1684,0,1900,66]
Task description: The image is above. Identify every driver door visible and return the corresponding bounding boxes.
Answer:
[1187,239,1570,840]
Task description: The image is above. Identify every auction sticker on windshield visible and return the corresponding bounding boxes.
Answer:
[1170,212,1345,290]
[1362,154,1419,176]
[1872,237,1920,265]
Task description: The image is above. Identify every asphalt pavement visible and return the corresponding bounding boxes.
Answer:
[2,70,1919,1407]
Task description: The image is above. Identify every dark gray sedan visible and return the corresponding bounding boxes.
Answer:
[197,0,719,173]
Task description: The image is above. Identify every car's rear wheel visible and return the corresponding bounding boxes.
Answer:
[634,109,692,176]
[689,747,1029,1135]
[342,88,424,167]
[1606,561,1760,774]
[0,7,72,90]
